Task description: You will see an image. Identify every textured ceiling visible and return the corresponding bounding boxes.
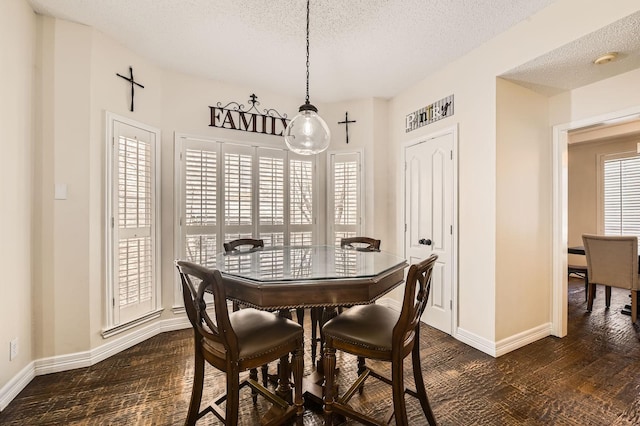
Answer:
[501,10,640,96]
[27,0,559,103]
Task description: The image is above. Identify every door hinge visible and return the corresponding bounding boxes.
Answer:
[112,298,115,308]
[111,217,114,228]
[450,300,452,310]
[450,150,453,160]
[404,223,407,232]
[450,225,453,235]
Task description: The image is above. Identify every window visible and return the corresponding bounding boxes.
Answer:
[175,136,318,278]
[327,151,363,246]
[603,153,640,244]
[106,114,161,334]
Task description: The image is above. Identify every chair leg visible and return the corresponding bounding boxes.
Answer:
[632,290,638,323]
[587,282,596,312]
[186,345,205,426]
[250,368,259,404]
[310,307,321,365]
[261,364,269,387]
[291,345,305,426]
[605,286,612,308]
[412,335,437,425]
[295,308,305,326]
[391,353,408,426]
[226,367,240,426]
[323,345,337,426]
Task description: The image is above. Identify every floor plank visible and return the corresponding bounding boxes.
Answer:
[1,278,639,425]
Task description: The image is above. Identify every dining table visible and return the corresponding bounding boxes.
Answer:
[214,244,408,408]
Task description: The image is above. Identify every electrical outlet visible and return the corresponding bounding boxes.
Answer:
[10,338,18,361]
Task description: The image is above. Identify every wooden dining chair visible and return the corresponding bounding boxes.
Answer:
[309,237,382,366]
[322,254,438,426]
[223,238,304,387]
[582,234,638,323]
[176,260,304,426]
[340,236,381,251]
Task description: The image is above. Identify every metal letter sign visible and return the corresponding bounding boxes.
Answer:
[209,94,290,136]
[405,95,454,133]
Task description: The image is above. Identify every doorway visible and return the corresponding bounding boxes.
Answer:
[552,106,640,337]
[403,125,458,335]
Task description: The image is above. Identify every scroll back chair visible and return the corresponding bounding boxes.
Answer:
[223,238,305,387]
[176,260,304,425]
[309,237,382,366]
[322,254,438,426]
[582,234,638,323]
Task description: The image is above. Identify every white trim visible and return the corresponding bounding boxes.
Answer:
[455,327,497,357]
[376,296,402,312]
[551,105,640,338]
[0,315,191,412]
[0,362,35,412]
[494,323,552,357]
[326,148,365,244]
[101,308,163,338]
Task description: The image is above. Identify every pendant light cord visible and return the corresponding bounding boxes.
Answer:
[305,0,310,105]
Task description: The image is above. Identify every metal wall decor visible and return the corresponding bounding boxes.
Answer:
[405,94,454,133]
[209,94,290,136]
[116,66,144,112]
[338,112,356,144]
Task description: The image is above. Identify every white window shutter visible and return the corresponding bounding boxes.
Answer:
[604,155,640,246]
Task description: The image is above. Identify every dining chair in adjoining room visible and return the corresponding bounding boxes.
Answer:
[322,254,438,426]
[176,260,304,426]
[340,236,381,251]
[568,263,589,301]
[582,234,638,323]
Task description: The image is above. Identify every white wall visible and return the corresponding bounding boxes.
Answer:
[0,0,36,401]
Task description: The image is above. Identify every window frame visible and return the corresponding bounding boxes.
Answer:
[326,149,365,246]
[173,133,320,308]
[104,112,162,336]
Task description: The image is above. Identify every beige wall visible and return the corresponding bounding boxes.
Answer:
[0,0,36,392]
[3,0,640,406]
[389,0,640,347]
[496,79,551,340]
[568,135,640,266]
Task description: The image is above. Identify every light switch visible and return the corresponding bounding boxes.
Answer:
[54,183,68,200]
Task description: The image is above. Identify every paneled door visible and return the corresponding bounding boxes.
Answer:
[404,129,455,334]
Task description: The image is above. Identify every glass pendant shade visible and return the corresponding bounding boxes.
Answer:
[284,104,331,155]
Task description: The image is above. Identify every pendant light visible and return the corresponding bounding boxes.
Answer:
[284,0,331,155]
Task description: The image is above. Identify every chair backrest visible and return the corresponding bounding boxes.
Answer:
[582,234,639,290]
[223,238,264,253]
[175,260,240,356]
[393,254,438,345]
[340,236,381,251]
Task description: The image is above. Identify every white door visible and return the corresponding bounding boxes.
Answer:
[404,130,455,335]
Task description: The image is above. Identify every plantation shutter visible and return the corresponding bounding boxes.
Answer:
[223,143,254,243]
[183,140,219,268]
[111,120,158,325]
[289,156,314,246]
[328,152,362,246]
[258,147,286,246]
[604,155,640,245]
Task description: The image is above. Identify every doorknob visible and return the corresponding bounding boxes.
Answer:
[418,238,432,246]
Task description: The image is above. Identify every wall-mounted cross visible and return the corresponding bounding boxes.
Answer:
[116,66,145,112]
[338,111,356,144]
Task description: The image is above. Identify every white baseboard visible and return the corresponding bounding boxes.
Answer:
[494,323,552,357]
[0,315,191,412]
[456,322,552,358]
[376,297,402,311]
[0,362,35,412]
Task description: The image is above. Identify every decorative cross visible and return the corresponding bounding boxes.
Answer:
[249,93,258,105]
[338,111,356,144]
[116,66,145,112]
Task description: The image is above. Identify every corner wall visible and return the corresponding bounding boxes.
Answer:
[0,0,36,408]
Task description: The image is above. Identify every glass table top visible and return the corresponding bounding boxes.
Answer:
[214,245,407,283]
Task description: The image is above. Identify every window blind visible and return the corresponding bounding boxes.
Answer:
[604,155,640,243]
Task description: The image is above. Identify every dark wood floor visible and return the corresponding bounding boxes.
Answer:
[2,278,640,425]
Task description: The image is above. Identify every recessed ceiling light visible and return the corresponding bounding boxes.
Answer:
[593,52,618,65]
